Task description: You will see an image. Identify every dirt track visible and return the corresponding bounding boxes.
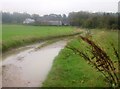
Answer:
[1,40,68,87]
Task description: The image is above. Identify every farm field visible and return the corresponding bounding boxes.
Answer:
[2,24,78,52]
[1,0,119,88]
[2,24,119,87]
[43,29,119,87]
[0,25,1,54]
[0,25,2,40]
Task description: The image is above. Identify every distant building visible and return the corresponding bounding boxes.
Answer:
[23,18,35,24]
[40,20,62,26]
[47,21,62,26]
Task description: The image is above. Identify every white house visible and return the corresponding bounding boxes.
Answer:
[23,18,35,24]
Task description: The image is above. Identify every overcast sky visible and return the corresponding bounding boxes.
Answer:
[0,0,119,15]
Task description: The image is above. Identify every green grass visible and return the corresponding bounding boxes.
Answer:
[0,25,2,40]
[2,24,77,52]
[91,29,118,61]
[42,29,118,87]
[0,25,2,53]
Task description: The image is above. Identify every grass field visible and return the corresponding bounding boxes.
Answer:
[43,29,119,87]
[0,25,2,53]
[2,24,119,87]
[2,24,78,52]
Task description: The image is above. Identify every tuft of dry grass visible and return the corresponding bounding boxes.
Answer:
[67,36,120,87]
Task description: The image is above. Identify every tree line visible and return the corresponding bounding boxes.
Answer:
[68,11,118,29]
[1,11,119,29]
[2,12,68,25]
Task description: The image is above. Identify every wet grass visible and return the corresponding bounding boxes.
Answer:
[2,24,79,52]
[42,29,118,87]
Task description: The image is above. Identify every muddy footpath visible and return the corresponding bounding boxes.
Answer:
[0,40,68,87]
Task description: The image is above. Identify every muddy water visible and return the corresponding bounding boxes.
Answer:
[1,40,68,87]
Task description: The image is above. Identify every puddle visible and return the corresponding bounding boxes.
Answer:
[1,40,68,87]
